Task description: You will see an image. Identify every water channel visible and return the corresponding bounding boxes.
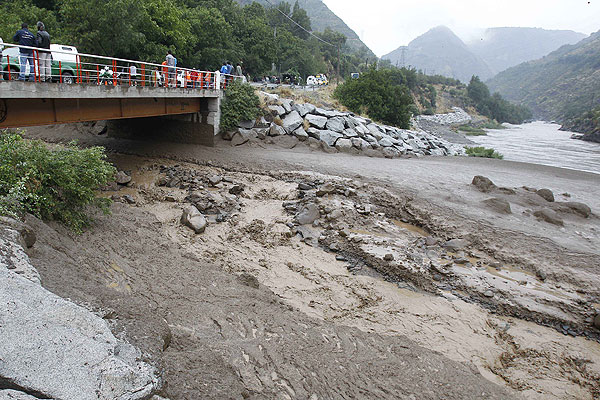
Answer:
[472,121,600,174]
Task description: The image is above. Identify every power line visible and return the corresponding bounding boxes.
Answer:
[261,0,337,47]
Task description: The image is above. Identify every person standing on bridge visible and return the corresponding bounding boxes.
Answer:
[13,23,36,82]
[166,50,176,88]
[36,22,51,82]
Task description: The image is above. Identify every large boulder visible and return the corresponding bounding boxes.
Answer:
[293,103,310,117]
[280,99,294,113]
[318,130,344,147]
[282,110,304,134]
[314,108,337,118]
[366,124,384,140]
[335,138,354,153]
[343,128,358,138]
[268,123,286,137]
[292,127,309,141]
[472,176,497,193]
[351,137,371,150]
[379,137,394,147]
[230,128,256,146]
[536,188,555,202]
[561,202,592,218]
[181,205,208,233]
[534,208,564,226]
[305,114,328,129]
[0,232,160,400]
[267,105,286,117]
[295,203,320,225]
[326,117,345,133]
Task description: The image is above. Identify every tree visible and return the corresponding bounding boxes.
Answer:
[290,1,311,40]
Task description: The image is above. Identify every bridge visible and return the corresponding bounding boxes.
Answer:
[0,43,237,145]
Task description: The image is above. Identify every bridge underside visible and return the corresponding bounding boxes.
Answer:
[0,81,222,145]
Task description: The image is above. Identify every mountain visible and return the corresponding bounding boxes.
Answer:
[235,0,374,57]
[487,30,600,120]
[469,27,587,75]
[382,26,493,83]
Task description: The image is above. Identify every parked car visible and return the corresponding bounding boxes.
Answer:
[1,44,78,83]
[306,75,317,86]
[315,74,328,86]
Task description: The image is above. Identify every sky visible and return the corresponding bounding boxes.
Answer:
[321,0,600,56]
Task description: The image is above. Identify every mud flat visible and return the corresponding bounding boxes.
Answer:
[15,125,600,399]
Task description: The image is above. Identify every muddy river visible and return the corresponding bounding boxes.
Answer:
[473,121,600,174]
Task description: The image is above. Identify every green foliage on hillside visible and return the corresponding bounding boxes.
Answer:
[333,67,414,128]
[220,81,261,132]
[487,31,600,132]
[467,76,532,124]
[1,0,369,78]
[0,131,116,233]
[561,107,600,136]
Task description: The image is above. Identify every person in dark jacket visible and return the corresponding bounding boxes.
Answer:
[13,23,36,81]
[36,22,51,82]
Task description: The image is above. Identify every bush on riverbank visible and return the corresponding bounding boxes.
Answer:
[0,131,116,232]
[467,76,532,124]
[220,81,261,133]
[457,125,487,136]
[465,146,504,159]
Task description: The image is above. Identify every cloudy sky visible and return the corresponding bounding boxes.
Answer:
[321,0,600,56]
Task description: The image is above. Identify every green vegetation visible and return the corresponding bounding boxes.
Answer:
[0,131,116,233]
[487,31,600,134]
[333,67,414,128]
[479,120,506,129]
[457,125,487,136]
[467,76,532,124]
[220,80,261,132]
[1,0,370,79]
[561,107,600,136]
[464,146,504,159]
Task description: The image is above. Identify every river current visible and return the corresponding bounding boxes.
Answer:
[472,121,600,175]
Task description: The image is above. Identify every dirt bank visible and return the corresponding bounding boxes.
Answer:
[20,125,600,399]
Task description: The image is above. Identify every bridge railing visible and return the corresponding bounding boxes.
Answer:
[0,43,243,90]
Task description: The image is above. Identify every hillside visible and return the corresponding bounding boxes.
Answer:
[469,27,586,75]
[235,0,374,57]
[382,26,493,83]
[487,30,600,121]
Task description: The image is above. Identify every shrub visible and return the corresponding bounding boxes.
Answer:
[464,146,504,159]
[0,131,116,232]
[220,81,261,133]
[457,125,487,136]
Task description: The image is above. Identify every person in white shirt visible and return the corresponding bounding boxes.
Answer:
[129,64,137,86]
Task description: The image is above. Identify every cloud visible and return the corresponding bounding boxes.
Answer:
[322,0,600,56]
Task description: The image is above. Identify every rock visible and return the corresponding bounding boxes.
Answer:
[293,103,310,117]
[425,236,437,246]
[292,127,309,141]
[444,239,468,250]
[237,273,260,289]
[115,170,132,185]
[328,209,344,221]
[382,147,399,158]
[343,128,358,138]
[259,91,279,102]
[318,130,344,147]
[0,390,41,399]
[281,99,294,113]
[351,137,370,150]
[483,197,512,214]
[562,202,592,218]
[454,258,469,265]
[366,124,384,140]
[355,123,370,135]
[91,120,108,135]
[314,108,337,118]
[268,105,286,116]
[379,137,394,147]
[536,270,547,281]
[229,185,244,195]
[268,123,286,137]
[122,194,136,204]
[326,117,346,133]
[335,138,354,152]
[0,263,159,399]
[0,226,41,283]
[272,135,299,149]
[238,120,255,129]
[298,182,313,191]
[316,183,336,197]
[208,175,222,186]
[594,313,600,329]
[471,176,497,193]
[536,188,555,202]
[295,203,320,225]
[483,290,494,298]
[164,193,177,202]
[0,217,36,248]
[305,114,328,129]
[384,253,394,261]
[230,132,250,146]
[181,205,208,233]
[282,110,304,134]
[321,143,338,154]
[254,127,268,140]
[534,208,564,226]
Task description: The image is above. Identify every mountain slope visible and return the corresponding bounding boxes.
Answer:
[382,26,493,83]
[487,30,600,120]
[469,27,586,75]
[235,0,374,57]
